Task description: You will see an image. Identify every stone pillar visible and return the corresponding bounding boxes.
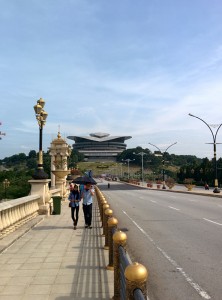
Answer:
[28,179,51,215]
[48,131,72,199]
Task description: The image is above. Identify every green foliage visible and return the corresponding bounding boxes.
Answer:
[118,148,222,187]
[0,148,85,199]
[0,147,221,198]
[0,170,32,200]
[68,149,84,168]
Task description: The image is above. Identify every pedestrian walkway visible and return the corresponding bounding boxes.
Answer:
[0,200,113,300]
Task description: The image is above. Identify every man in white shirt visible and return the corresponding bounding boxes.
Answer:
[81,183,95,229]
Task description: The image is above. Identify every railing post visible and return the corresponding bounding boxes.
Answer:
[104,208,113,250]
[100,198,107,220]
[113,230,127,300]
[106,217,118,270]
[125,262,148,300]
[98,194,106,217]
[102,203,109,235]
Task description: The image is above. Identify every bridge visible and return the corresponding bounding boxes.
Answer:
[0,181,150,300]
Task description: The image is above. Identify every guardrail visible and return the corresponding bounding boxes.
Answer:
[95,186,148,300]
[0,187,62,239]
[0,195,40,239]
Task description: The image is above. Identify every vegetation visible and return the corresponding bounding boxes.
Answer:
[0,149,85,200]
[0,146,221,200]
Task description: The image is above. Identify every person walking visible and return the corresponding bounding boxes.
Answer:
[68,184,80,230]
[81,183,95,229]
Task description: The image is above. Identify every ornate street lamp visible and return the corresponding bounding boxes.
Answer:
[33,98,48,179]
[3,179,10,199]
[189,113,222,193]
[148,142,177,189]
[122,158,135,179]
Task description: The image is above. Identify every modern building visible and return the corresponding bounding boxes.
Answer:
[67,132,132,162]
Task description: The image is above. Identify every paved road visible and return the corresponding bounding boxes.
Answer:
[99,181,222,300]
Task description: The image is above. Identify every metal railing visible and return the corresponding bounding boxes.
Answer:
[119,246,130,300]
[95,186,148,300]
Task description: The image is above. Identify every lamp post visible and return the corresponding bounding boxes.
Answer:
[122,159,135,179]
[148,142,177,189]
[33,98,48,179]
[188,113,222,193]
[3,179,10,199]
[119,162,124,178]
[133,152,147,186]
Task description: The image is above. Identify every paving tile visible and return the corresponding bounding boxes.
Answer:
[22,295,48,300]
[0,296,22,300]
[30,276,56,285]
[19,263,42,270]
[24,284,51,295]
[1,263,21,271]
[1,285,26,295]
[7,276,33,286]
[36,268,59,276]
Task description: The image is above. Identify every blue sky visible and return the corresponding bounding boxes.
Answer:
[1,0,222,159]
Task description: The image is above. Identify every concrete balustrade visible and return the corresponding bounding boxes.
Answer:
[0,195,40,239]
[0,185,62,240]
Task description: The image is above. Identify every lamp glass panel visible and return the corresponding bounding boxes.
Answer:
[38,98,45,108]
[34,104,42,114]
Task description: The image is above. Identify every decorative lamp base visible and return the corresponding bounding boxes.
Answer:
[32,169,49,180]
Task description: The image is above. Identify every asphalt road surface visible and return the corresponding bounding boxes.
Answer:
[99,181,222,300]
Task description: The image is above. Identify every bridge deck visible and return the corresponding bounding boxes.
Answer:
[0,201,113,300]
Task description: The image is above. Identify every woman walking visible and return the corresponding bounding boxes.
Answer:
[68,184,80,230]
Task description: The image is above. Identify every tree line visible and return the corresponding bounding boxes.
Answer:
[117,147,222,186]
[0,147,222,200]
[0,149,84,200]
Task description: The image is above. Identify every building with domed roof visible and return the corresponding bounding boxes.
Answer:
[67,132,132,162]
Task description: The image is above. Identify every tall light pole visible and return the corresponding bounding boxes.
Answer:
[33,98,48,179]
[122,159,135,179]
[133,152,147,186]
[119,162,124,178]
[188,113,222,193]
[148,142,177,189]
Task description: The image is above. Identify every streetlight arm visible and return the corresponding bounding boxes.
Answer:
[188,113,215,142]
[165,142,177,153]
[215,123,222,140]
[148,143,161,153]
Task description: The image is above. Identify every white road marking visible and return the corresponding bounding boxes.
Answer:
[203,218,222,226]
[217,205,222,208]
[168,206,180,211]
[122,210,211,300]
[150,200,157,203]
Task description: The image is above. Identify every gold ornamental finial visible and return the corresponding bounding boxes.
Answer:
[113,230,127,244]
[108,217,118,227]
[105,208,113,217]
[125,262,148,282]
[57,125,61,139]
